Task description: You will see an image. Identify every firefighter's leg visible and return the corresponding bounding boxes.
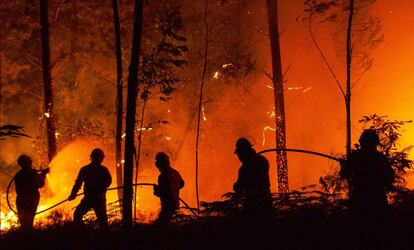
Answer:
[93,198,108,231]
[74,198,92,227]
[17,196,39,231]
[155,207,174,225]
[18,210,33,231]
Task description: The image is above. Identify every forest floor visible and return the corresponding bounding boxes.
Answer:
[1,210,414,250]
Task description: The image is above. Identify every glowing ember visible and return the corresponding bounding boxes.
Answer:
[137,127,153,132]
[202,106,207,122]
[213,71,219,79]
[262,126,276,145]
[303,87,312,93]
[267,111,276,118]
[287,86,302,90]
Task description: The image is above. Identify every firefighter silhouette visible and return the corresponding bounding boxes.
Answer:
[68,148,112,230]
[340,129,395,217]
[14,155,49,231]
[153,152,185,224]
[233,138,272,218]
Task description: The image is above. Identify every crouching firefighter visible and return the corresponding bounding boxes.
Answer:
[14,154,49,232]
[68,148,112,230]
[153,152,185,225]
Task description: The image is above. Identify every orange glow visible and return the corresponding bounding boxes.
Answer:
[1,1,414,232]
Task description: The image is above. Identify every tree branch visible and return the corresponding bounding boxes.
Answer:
[308,14,345,98]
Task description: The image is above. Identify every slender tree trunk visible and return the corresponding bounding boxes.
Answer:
[122,0,144,229]
[40,0,57,162]
[266,0,289,196]
[133,99,146,222]
[346,0,354,158]
[195,0,209,210]
[112,0,124,202]
[0,18,2,125]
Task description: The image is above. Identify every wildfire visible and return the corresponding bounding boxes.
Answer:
[0,140,163,232]
[0,211,18,231]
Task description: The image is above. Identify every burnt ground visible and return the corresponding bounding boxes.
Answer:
[2,211,414,250]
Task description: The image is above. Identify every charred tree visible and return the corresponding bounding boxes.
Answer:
[122,0,144,228]
[195,0,209,209]
[40,0,57,162]
[112,0,124,202]
[0,18,2,125]
[266,0,289,196]
[345,0,354,158]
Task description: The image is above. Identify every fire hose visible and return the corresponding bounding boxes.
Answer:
[6,179,199,218]
[5,148,340,219]
[257,148,341,162]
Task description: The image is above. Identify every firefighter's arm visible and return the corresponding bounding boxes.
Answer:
[233,168,245,193]
[153,175,163,197]
[179,174,185,189]
[36,168,49,188]
[69,169,84,200]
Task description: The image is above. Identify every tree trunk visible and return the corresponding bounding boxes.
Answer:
[195,0,209,210]
[122,0,144,229]
[133,99,146,221]
[112,0,124,203]
[40,0,57,162]
[346,0,354,159]
[0,18,2,125]
[266,0,289,196]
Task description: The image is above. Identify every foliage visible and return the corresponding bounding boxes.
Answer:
[200,188,348,219]
[139,5,188,101]
[302,0,383,86]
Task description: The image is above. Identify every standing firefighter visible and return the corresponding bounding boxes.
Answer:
[233,138,272,218]
[153,152,185,225]
[340,129,395,217]
[68,148,112,230]
[14,155,49,231]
